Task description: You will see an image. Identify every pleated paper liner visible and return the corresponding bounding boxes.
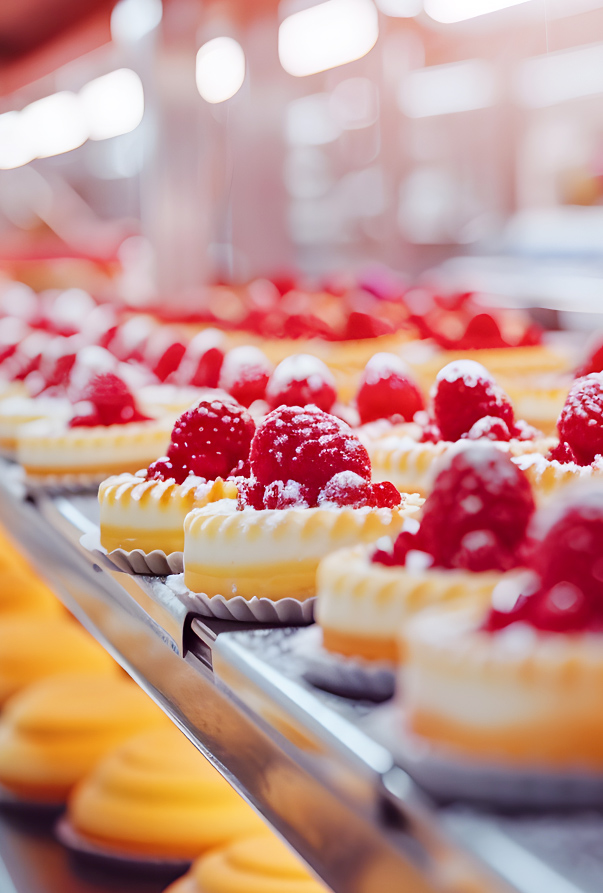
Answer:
[0,781,64,819]
[80,531,184,575]
[56,816,192,879]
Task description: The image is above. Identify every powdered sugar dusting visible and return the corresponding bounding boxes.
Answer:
[219,346,272,390]
[268,354,334,388]
[363,352,411,386]
[435,359,493,387]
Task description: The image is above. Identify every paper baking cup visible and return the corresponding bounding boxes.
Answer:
[166,574,315,624]
[0,782,64,818]
[372,709,603,808]
[79,531,184,575]
[56,817,192,876]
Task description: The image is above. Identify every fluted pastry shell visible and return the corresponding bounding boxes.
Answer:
[0,673,165,802]
[401,606,603,770]
[0,395,71,456]
[369,436,550,497]
[166,834,328,893]
[17,417,172,484]
[99,474,238,555]
[0,616,116,706]
[68,726,265,859]
[316,546,500,663]
[513,452,603,501]
[183,497,422,601]
[0,566,63,619]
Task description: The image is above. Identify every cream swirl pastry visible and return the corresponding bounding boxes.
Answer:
[316,443,535,663]
[99,398,252,555]
[402,484,603,770]
[183,405,420,602]
[17,373,171,484]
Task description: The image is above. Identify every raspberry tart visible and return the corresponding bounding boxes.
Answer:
[368,360,551,496]
[17,373,172,485]
[317,444,534,663]
[401,484,603,775]
[515,373,603,499]
[99,399,251,556]
[183,405,419,603]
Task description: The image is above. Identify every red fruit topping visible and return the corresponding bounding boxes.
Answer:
[236,478,265,510]
[433,360,515,442]
[485,492,603,633]
[266,355,337,413]
[263,480,311,510]
[371,481,402,509]
[174,330,225,388]
[282,314,334,341]
[557,374,603,466]
[148,399,255,484]
[373,444,534,572]
[45,289,96,336]
[318,472,374,508]
[357,353,424,425]
[576,334,603,377]
[219,347,272,407]
[0,318,29,365]
[548,440,579,464]
[250,405,371,497]
[69,373,152,428]
[457,313,507,350]
[37,338,78,391]
[464,416,512,443]
[109,317,155,363]
[145,331,187,382]
[2,332,51,381]
[344,311,393,341]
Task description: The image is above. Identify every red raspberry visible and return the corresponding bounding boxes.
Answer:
[149,399,255,484]
[145,331,187,382]
[557,374,603,466]
[344,311,393,341]
[263,480,311,509]
[219,347,272,407]
[37,338,78,391]
[69,373,151,428]
[2,332,50,381]
[371,481,402,509]
[250,405,371,495]
[0,318,29,365]
[548,441,579,464]
[356,353,424,424]
[236,478,265,510]
[385,444,534,572]
[485,493,603,633]
[266,355,337,413]
[464,416,512,442]
[576,334,603,377]
[433,360,515,442]
[171,330,225,388]
[457,313,507,350]
[318,472,374,508]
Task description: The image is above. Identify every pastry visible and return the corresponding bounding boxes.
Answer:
[368,360,551,496]
[67,725,264,859]
[0,394,71,456]
[17,372,172,484]
[99,398,251,555]
[514,373,603,499]
[0,566,63,619]
[0,615,116,705]
[184,405,420,601]
[265,354,337,412]
[0,673,165,802]
[317,443,534,662]
[165,833,328,893]
[402,484,603,769]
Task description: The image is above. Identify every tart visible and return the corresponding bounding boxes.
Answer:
[367,360,551,497]
[0,394,71,456]
[67,725,264,859]
[183,405,419,602]
[166,834,328,893]
[16,372,171,484]
[99,398,251,555]
[513,373,603,499]
[316,443,534,663]
[0,673,165,802]
[0,566,63,619]
[401,485,603,770]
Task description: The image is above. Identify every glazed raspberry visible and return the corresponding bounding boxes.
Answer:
[149,399,255,484]
[344,311,392,341]
[266,355,337,413]
[69,373,151,428]
[457,313,507,350]
[548,441,579,464]
[356,353,424,425]
[485,492,603,633]
[464,416,511,442]
[557,374,603,466]
[318,472,374,508]
[433,360,516,442]
[371,481,402,509]
[250,405,371,498]
[219,347,272,407]
[374,445,534,571]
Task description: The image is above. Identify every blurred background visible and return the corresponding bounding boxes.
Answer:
[1,0,603,318]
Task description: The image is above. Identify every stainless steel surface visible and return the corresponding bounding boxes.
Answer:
[0,459,601,893]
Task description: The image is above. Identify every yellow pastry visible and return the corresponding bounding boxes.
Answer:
[0,567,63,619]
[0,616,116,705]
[0,673,165,802]
[166,834,329,893]
[68,725,265,859]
